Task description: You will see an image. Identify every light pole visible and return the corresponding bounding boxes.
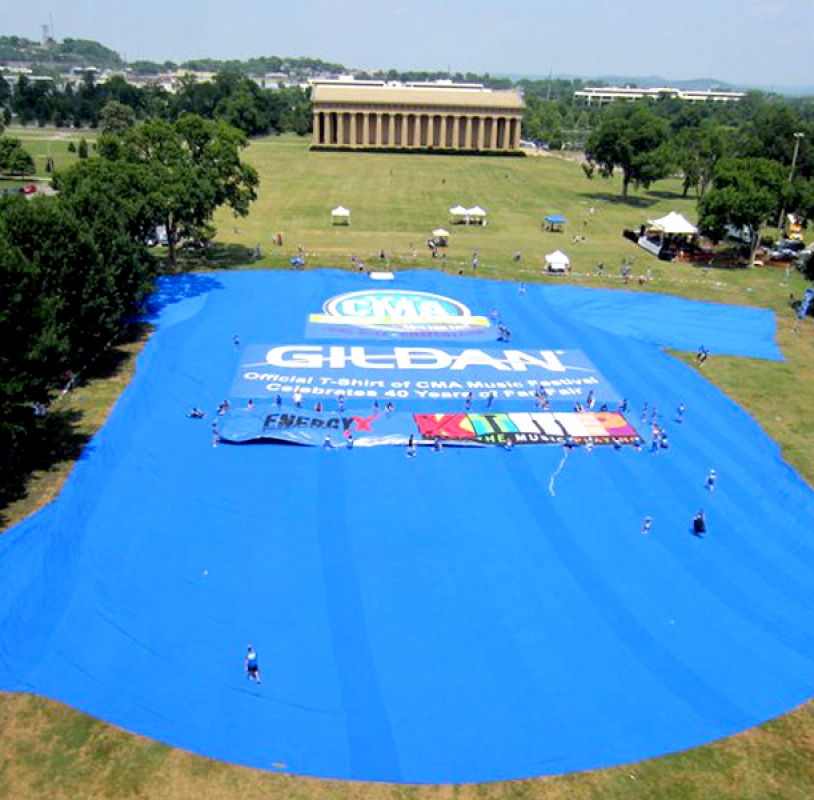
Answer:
[776,131,805,235]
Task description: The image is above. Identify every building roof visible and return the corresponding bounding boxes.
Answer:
[312,83,524,111]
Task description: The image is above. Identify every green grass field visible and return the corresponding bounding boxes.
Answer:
[2,133,814,800]
[1,125,91,179]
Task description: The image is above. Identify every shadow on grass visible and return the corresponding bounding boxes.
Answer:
[0,409,90,529]
[0,327,143,531]
[647,189,690,201]
[578,191,661,209]
[173,243,258,272]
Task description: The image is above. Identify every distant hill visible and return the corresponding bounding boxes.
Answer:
[2,33,812,97]
[0,35,123,71]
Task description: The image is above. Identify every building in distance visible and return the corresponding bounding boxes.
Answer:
[574,86,745,105]
[311,80,525,153]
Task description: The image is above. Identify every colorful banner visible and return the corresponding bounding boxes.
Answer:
[306,288,495,341]
[219,408,639,447]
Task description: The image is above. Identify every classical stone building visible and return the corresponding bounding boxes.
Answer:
[311,82,524,153]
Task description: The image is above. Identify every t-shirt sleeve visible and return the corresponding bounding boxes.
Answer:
[544,287,783,361]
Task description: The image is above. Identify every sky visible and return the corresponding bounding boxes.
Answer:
[2,0,812,89]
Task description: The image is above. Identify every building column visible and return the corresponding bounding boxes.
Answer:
[362,113,370,146]
[489,117,498,150]
[350,113,357,147]
[440,116,447,149]
[312,112,320,144]
[477,117,486,150]
[373,113,381,146]
[453,115,461,150]
[389,114,396,147]
[336,112,344,146]
[514,117,522,149]
[464,116,473,149]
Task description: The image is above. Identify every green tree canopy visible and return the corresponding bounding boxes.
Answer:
[99,99,137,134]
[94,114,258,264]
[0,136,35,175]
[698,157,787,263]
[585,103,672,197]
[671,121,730,198]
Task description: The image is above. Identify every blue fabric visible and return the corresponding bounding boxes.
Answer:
[1,269,812,785]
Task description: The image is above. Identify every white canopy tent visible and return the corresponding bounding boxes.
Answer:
[647,211,697,235]
[449,205,469,223]
[466,206,488,225]
[545,250,570,273]
[431,227,450,247]
[331,205,351,225]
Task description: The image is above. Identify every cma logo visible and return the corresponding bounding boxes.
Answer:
[263,346,567,372]
[317,290,483,329]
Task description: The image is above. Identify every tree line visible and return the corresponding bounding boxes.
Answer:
[0,71,311,136]
[0,113,257,478]
[572,95,814,263]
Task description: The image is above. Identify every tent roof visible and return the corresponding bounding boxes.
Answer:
[545,250,570,264]
[467,206,487,216]
[449,205,468,215]
[647,211,697,234]
[432,228,450,237]
[545,214,567,224]
[331,206,351,216]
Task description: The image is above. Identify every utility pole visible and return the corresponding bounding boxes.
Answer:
[776,131,805,235]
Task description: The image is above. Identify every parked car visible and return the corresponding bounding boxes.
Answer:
[769,240,807,261]
[777,239,806,253]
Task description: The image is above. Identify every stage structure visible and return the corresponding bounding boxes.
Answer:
[311,81,525,153]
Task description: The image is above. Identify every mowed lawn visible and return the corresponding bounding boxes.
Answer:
[215,135,702,275]
[3,133,814,800]
[1,126,90,187]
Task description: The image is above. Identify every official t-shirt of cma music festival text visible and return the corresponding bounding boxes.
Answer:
[231,344,618,404]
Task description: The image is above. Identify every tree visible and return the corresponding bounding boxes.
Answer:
[0,221,67,457]
[99,99,136,134]
[522,97,564,149]
[278,87,312,137]
[54,158,163,244]
[0,137,35,175]
[672,122,729,198]
[215,87,269,136]
[585,103,672,198]
[698,157,787,265]
[95,114,258,265]
[77,138,89,159]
